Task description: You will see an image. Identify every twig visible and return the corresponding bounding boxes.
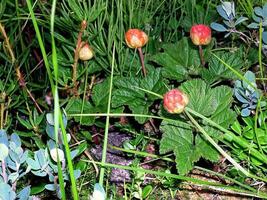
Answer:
[0,22,15,63]
[15,68,43,113]
[0,22,43,113]
[72,20,87,95]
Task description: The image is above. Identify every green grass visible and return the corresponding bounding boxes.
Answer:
[1,0,267,199]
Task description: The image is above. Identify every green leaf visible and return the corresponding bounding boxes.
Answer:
[150,37,201,81]
[17,114,33,130]
[141,68,167,100]
[160,121,199,175]
[142,185,153,198]
[160,81,237,174]
[196,137,219,162]
[91,78,109,110]
[112,69,166,124]
[65,98,96,126]
[179,79,216,116]
[201,50,243,84]
[210,86,236,128]
[195,127,220,162]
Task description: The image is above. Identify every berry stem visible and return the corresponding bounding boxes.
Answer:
[198,45,205,66]
[137,47,147,77]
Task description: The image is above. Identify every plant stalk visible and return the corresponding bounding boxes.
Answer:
[137,47,147,76]
[184,109,250,177]
[1,160,8,183]
[99,45,116,186]
[198,45,205,66]
[72,20,87,96]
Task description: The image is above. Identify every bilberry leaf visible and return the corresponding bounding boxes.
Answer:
[17,186,31,200]
[254,7,263,17]
[241,107,251,117]
[247,22,259,29]
[217,5,229,20]
[210,22,228,32]
[235,16,248,26]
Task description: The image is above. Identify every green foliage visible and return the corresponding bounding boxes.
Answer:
[112,68,167,123]
[201,50,243,84]
[1,0,267,198]
[150,37,206,81]
[230,116,267,167]
[160,79,237,175]
[181,0,218,31]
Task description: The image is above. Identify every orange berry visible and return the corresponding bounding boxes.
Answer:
[125,29,148,48]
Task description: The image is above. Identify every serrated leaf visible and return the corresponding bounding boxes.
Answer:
[160,121,199,175]
[201,50,243,84]
[150,38,201,81]
[91,78,109,110]
[195,134,219,162]
[179,79,216,116]
[210,86,236,128]
[141,68,167,100]
[112,77,143,107]
[112,69,165,124]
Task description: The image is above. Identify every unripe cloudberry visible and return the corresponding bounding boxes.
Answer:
[163,89,189,114]
[79,43,94,61]
[190,24,211,46]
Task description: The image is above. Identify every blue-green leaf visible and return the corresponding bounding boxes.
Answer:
[210,22,228,32]
[235,16,248,26]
